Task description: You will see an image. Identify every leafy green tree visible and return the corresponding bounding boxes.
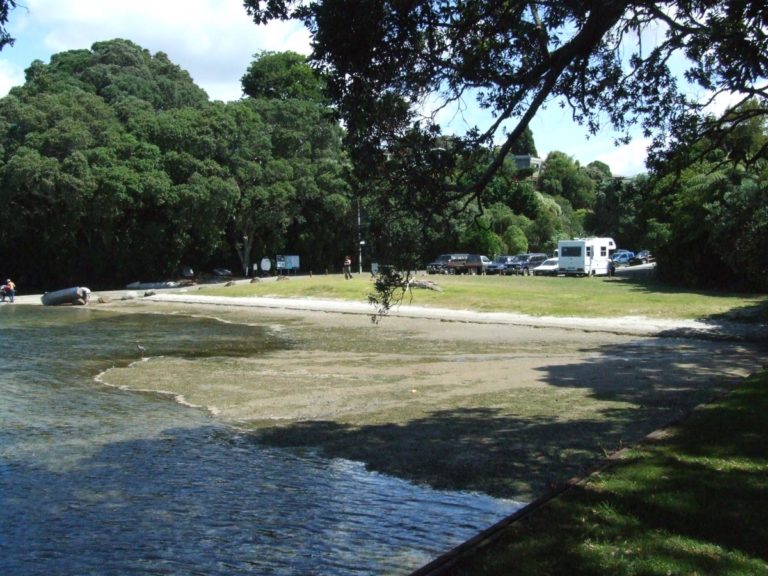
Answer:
[485,203,516,238]
[503,225,528,255]
[644,102,768,289]
[587,175,650,249]
[245,0,768,204]
[0,87,133,284]
[242,51,327,102]
[17,39,209,109]
[484,160,540,217]
[0,0,16,51]
[648,163,767,289]
[706,176,768,290]
[0,40,353,287]
[538,152,596,210]
[238,52,352,274]
[0,40,227,286]
[458,215,503,257]
[585,160,612,186]
[527,205,561,254]
[556,199,588,241]
[509,127,538,157]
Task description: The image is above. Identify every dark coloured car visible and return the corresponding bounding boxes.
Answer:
[487,255,517,274]
[426,253,467,274]
[629,250,655,265]
[505,253,548,275]
[450,254,492,275]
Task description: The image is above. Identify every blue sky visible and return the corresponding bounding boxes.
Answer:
[0,0,656,176]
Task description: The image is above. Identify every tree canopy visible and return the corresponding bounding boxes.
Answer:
[0,3,764,292]
[244,0,767,293]
[245,0,767,197]
[241,50,327,102]
[0,40,352,288]
[642,102,768,289]
[0,0,15,52]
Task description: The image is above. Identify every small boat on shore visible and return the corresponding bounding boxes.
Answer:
[41,287,91,306]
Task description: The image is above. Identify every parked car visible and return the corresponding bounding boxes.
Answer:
[611,252,633,266]
[630,250,655,265]
[449,254,492,275]
[613,249,635,259]
[505,253,548,275]
[533,257,560,276]
[486,255,517,274]
[212,267,233,277]
[426,253,467,274]
[499,256,520,274]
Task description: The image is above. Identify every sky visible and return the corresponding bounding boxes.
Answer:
[0,0,655,176]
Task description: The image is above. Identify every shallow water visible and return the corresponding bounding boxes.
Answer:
[0,305,521,575]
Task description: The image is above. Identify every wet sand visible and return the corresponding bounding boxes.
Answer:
[89,295,768,500]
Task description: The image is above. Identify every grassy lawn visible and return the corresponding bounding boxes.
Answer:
[198,273,768,321]
[439,370,768,576]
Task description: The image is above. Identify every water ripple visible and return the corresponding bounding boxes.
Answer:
[0,306,522,575]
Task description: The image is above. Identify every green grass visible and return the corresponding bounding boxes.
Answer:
[197,274,768,321]
[446,370,768,575]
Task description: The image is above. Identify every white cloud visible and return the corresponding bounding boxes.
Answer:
[0,59,24,96]
[592,138,651,177]
[701,90,748,117]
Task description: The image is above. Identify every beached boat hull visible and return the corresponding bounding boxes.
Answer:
[41,287,90,306]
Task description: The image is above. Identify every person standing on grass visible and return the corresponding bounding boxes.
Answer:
[343,256,353,279]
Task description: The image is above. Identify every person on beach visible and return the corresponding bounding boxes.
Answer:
[343,256,353,279]
[2,278,15,303]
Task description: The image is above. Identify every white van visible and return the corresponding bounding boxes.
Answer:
[557,237,616,276]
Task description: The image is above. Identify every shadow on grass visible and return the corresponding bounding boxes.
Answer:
[254,408,613,499]
[444,372,768,575]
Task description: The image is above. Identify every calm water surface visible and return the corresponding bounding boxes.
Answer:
[0,305,520,575]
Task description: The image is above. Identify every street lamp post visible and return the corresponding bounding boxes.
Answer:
[357,197,365,274]
[242,235,249,276]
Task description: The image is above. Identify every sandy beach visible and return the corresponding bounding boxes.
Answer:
[16,284,768,499]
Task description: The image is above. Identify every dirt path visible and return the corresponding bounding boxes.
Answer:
[92,296,768,501]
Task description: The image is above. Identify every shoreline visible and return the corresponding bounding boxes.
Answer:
[12,282,768,341]
[81,290,768,502]
[11,267,767,342]
[145,292,745,338]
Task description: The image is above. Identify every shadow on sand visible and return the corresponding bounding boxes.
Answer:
[253,336,766,500]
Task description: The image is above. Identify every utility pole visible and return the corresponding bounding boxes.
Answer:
[357,198,363,274]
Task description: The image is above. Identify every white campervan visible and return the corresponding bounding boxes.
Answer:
[557,237,616,276]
